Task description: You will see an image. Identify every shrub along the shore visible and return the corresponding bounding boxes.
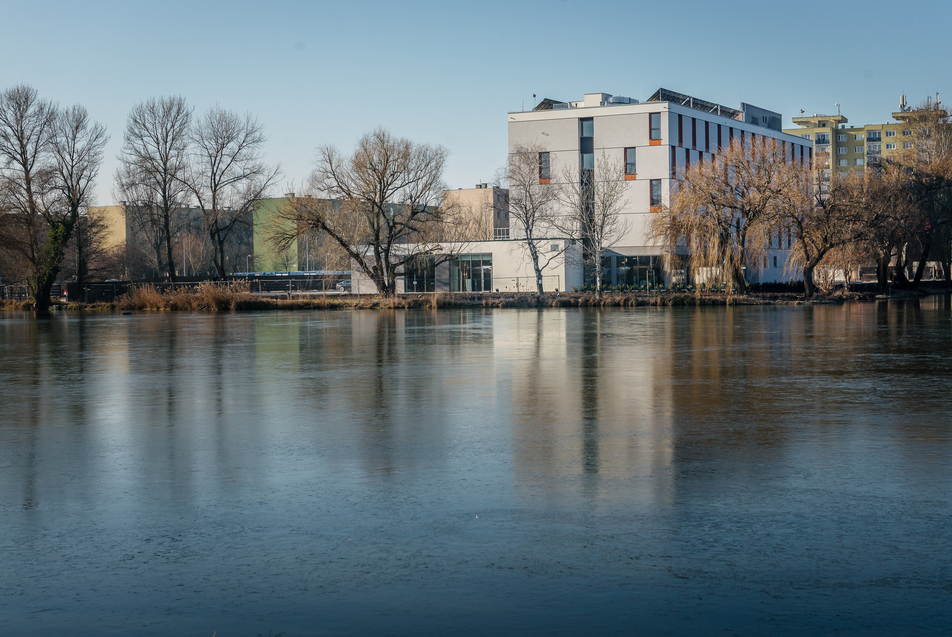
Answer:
[3,281,905,313]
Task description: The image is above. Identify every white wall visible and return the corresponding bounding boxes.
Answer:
[508,97,812,267]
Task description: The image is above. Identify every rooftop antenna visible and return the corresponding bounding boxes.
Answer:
[900,94,907,111]
[835,103,841,116]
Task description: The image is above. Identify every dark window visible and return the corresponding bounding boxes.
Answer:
[678,114,683,146]
[450,254,493,292]
[717,124,722,151]
[692,118,697,148]
[705,121,710,151]
[671,146,676,178]
[580,118,594,138]
[539,152,550,180]
[581,153,594,170]
[650,179,662,207]
[405,255,436,292]
[650,113,662,140]
[625,147,636,175]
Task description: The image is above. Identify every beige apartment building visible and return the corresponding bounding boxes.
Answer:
[783,96,935,176]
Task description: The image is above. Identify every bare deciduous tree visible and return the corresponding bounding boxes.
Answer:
[774,166,895,298]
[506,144,563,293]
[0,85,107,311]
[272,128,462,297]
[116,96,192,281]
[186,107,279,278]
[0,85,55,305]
[886,100,952,288]
[558,152,628,297]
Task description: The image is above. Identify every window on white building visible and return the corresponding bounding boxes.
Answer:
[885,130,896,137]
[854,146,863,153]
[539,152,550,181]
[649,113,662,141]
[580,118,594,138]
[650,179,662,208]
[624,148,636,175]
[855,158,864,166]
[885,143,896,150]
[855,134,864,140]
[837,146,847,154]
[837,134,847,141]
[838,159,847,166]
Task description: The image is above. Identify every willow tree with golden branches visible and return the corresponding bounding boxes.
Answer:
[650,138,798,293]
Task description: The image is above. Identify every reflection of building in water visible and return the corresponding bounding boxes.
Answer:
[502,309,674,506]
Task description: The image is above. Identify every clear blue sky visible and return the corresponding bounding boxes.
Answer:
[2,0,948,206]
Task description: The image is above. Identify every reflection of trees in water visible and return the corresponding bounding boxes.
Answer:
[336,310,496,476]
[580,311,601,476]
[665,302,952,494]
[508,309,676,506]
[3,317,95,511]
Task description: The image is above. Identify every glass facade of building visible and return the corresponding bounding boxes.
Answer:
[449,254,493,292]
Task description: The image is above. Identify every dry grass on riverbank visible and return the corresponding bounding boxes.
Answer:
[116,282,346,312]
[4,285,934,314]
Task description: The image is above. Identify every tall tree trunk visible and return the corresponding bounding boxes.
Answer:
[876,249,891,292]
[594,257,602,299]
[893,244,911,288]
[163,208,177,284]
[803,265,816,299]
[75,227,85,291]
[527,240,544,294]
[32,219,75,313]
[912,241,931,289]
[213,231,227,278]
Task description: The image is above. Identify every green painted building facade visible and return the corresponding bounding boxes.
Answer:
[252,197,300,273]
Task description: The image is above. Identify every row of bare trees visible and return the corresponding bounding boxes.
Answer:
[506,145,628,296]
[116,96,280,282]
[650,102,952,297]
[0,85,281,309]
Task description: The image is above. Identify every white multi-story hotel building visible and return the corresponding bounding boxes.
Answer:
[508,88,813,286]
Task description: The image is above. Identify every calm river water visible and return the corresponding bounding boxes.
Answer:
[1,301,951,635]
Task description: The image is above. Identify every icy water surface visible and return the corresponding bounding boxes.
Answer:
[1,301,951,635]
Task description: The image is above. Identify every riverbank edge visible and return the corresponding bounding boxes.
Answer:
[2,287,945,313]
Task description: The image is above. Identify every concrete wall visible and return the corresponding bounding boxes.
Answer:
[442,186,510,241]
